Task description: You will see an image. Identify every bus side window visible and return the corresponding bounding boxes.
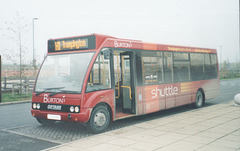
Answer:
[157,52,164,83]
[204,54,211,79]
[210,54,218,79]
[136,53,143,86]
[141,51,163,85]
[163,52,173,83]
[173,52,190,83]
[86,49,111,92]
[190,53,204,81]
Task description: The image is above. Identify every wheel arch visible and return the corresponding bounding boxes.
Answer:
[91,102,113,122]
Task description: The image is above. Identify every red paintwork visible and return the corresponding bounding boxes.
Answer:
[136,79,219,115]
[83,89,115,117]
[31,93,92,123]
[31,108,91,123]
[32,93,81,105]
[32,33,219,124]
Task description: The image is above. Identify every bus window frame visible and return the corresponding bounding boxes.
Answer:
[163,51,174,84]
[86,48,112,93]
[173,52,191,83]
[140,50,164,85]
[190,53,205,81]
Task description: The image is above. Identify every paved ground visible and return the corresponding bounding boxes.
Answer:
[3,102,197,144]
[46,101,240,151]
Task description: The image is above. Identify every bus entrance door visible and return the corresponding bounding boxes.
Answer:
[114,50,135,119]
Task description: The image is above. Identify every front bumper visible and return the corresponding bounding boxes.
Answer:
[31,108,92,123]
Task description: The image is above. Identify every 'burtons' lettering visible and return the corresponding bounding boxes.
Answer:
[114,40,132,48]
[43,94,65,104]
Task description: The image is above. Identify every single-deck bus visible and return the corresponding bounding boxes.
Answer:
[31,34,219,133]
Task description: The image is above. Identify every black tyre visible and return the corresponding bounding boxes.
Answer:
[87,105,110,133]
[194,90,204,108]
[36,118,56,125]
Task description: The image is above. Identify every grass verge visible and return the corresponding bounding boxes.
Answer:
[1,93,32,103]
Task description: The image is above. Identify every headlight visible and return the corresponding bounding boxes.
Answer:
[70,106,74,112]
[75,106,79,113]
[33,103,37,109]
[37,103,40,109]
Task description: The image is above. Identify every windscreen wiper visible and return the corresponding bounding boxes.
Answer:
[35,87,65,96]
[49,90,79,97]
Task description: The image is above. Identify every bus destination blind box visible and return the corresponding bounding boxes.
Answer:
[48,35,96,53]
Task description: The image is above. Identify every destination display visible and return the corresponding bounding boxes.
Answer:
[48,35,96,52]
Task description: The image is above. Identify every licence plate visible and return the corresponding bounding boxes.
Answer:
[47,114,61,120]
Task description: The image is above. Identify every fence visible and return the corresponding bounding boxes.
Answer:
[219,70,240,79]
[1,77,35,96]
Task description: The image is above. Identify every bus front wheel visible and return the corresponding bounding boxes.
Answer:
[194,90,204,108]
[87,105,110,133]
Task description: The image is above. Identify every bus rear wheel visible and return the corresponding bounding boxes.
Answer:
[87,105,110,133]
[36,118,56,125]
[194,90,204,108]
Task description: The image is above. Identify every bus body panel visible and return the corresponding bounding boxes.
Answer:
[31,93,92,123]
[101,38,217,54]
[32,93,81,105]
[32,108,91,123]
[135,79,219,115]
[83,89,115,119]
[201,79,220,100]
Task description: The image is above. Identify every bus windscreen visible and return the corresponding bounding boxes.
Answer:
[35,52,94,94]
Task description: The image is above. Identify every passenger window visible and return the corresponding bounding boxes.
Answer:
[173,52,190,83]
[174,53,189,60]
[164,52,173,83]
[174,62,190,82]
[210,54,218,79]
[190,53,204,81]
[86,48,111,92]
[204,54,211,79]
[204,53,218,79]
[141,51,163,85]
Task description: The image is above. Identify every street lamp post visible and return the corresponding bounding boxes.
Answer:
[32,18,38,76]
[220,45,222,70]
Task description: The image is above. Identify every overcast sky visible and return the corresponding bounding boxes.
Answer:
[0,0,239,64]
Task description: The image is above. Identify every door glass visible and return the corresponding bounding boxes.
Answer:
[113,50,121,98]
[122,55,130,86]
[113,50,135,113]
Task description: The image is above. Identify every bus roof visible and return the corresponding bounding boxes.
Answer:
[48,33,216,54]
[102,36,216,54]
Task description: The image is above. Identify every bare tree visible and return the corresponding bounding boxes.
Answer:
[1,12,30,94]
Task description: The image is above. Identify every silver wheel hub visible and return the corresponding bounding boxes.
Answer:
[94,112,106,127]
[197,93,203,106]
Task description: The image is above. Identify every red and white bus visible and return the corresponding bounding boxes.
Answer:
[31,34,219,133]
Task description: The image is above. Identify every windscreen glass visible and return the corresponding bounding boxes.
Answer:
[35,52,94,94]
